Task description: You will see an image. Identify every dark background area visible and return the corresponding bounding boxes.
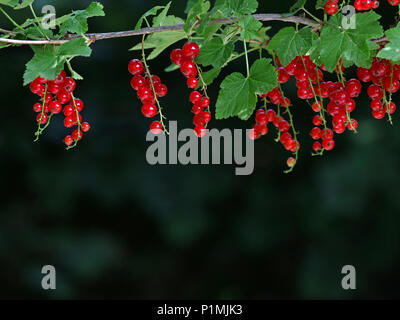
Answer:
[1,0,400,300]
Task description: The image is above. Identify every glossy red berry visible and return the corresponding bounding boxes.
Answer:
[187,77,198,89]
[81,122,91,132]
[33,103,42,113]
[182,42,200,58]
[72,130,83,141]
[142,104,158,118]
[36,113,48,125]
[170,49,184,66]
[64,135,73,146]
[189,91,202,104]
[128,59,144,75]
[150,121,163,135]
[180,59,197,78]
[194,125,206,138]
[49,101,62,114]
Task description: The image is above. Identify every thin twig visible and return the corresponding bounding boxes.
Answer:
[0,13,319,45]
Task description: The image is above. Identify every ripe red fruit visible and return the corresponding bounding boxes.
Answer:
[325,0,338,15]
[64,105,75,117]
[312,101,322,112]
[194,125,206,138]
[33,103,42,113]
[63,77,76,93]
[372,109,385,119]
[182,42,200,58]
[131,75,146,91]
[180,59,198,78]
[187,77,199,89]
[64,116,75,128]
[54,71,66,85]
[313,115,323,126]
[287,157,296,168]
[137,87,154,102]
[347,119,359,131]
[74,99,84,112]
[150,121,163,135]
[248,128,259,140]
[49,101,62,114]
[313,141,322,152]
[64,135,73,146]
[58,91,72,104]
[142,104,158,118]
[310,127,322,140]
[155,84,168,97]
[81,122,91,132]
[189,91,202,104]
[36,113,48,125]
[128,59,144,75]
[170,49,184,66]
[72,130,83,141]
[322,139,335,151]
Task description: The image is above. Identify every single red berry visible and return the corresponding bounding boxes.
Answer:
[187,77,199,89]
[36,113,48,125]
[128,59,144,75]
[74,99,84,112]
[64,105,75,117]
[33,103,42,113]
[63,77,76,93]
[322,138,335,151]
[49,101,62,114]
[170,49,184,66]
[189,91,202,104]
[182,42,200,58]
[142,104,158,118]
[72,130,83,141]
[155,84,168,98]
[81,122,91,132]
[150,121,163,135]
[58,91,72,104]
[325,1,338,15]
[248,128,259,140]
[64,116,75,128]
[194,125,206,138]
[180,59,197,78]
[131,75,146,91]
[310,127,322,140]
[64,135,73,146]
[287,157,296,168]
[312,141,322,152]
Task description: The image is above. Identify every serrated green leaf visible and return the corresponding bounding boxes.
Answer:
[13,0,33,9]
[131,15,186,60]
[238,15,262,41]
[268,26,313,66]
[377,24,400,63]
[316,12,383,71]
[215,58,277,120]
[135,4,167,30]
[59,2,105,36]
[290,0,307,13]
[199,67,221,87]
[23,46,65,85]
[57,38,92,57]
[0,0,19,7]
[222,0,258,16]
[184,0,210,33]
[196,37,234,68]
[315,0,329,10]
[152,2,172,27]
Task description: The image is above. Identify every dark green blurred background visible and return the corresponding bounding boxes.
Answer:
[1,0,400,300]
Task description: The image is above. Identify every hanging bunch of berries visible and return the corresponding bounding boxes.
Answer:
[29,70,90,149]
[170,42,212,138]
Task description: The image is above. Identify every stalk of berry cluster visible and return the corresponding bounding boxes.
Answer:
[34,83,53,141]
[141,35,169,134]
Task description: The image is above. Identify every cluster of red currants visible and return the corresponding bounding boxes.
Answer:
[357,58,398,120]
[170,42,211,138]
[29,70,90,147]
[354,0,380,11]
[129,58,167,135]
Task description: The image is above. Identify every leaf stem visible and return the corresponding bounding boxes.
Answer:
[243,39,250,77]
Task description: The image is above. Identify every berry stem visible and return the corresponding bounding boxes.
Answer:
[66,93,82,150]
[141,34,169,134]
[34,83,51,142]
[28,4,50,40]
[243,39,250,77]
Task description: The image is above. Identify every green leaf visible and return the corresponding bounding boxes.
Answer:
[57,38,92,57]
[196,37,234,68]
[215,58,277,120]
[377,24,400,63]
[135,4,167,30]
[268,26,313,66]
[222,0,259,16]
[199,67,221,86]
[0,0,19,7]
[59,2,105,35]
[23,46,65,85]
[184,0,210,33]
[238,15,262,40]
[164,64,180,72]
[315,0,329,10]
[130,16,186,60]
[316,12,383,71]
[152,2,172,27]
[290,0,307,13]
[13,0,33,9]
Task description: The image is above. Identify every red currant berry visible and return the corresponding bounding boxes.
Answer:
[49,101,62,114]
[322,138,335,151]
[36,113,48,125]
[72,130,83,141]
[194,125,206,138]
[170,49,184,66]
[187,77,199,89]
[64,135,73,146]
[33,103,42,113]
[312,141,322,152]
[182,42,200,58]
[63,77,76,93]
[180,59,198,78]
[150,121,163,135]
[81,122,91,132]
[128,59,144,76]
[142,104,158,118]
[64,116,75,128]
[189,91,202,104]
[131,75,146,91]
